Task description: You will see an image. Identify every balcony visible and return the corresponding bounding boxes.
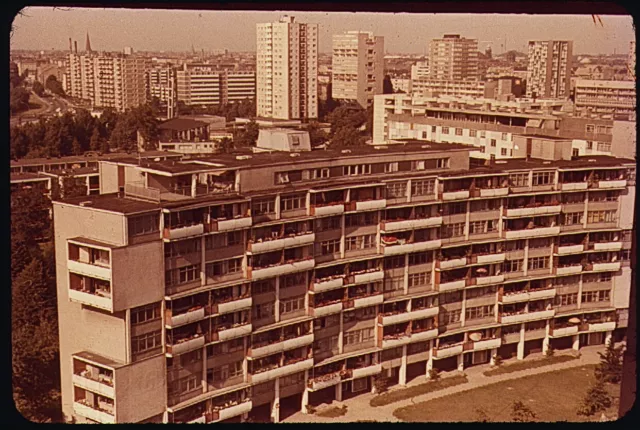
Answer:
[352,293,384,308]
[188,416,207,424]
[434,343,464,358]
[72,373,115,398]
[381,216,443,233]
[501,291,529,304]
[468,337,501,351]
[442,190,470,201]
[350,270,384,285]
[209,400,253,422]
[211,323,253,343]
[307,371,343,391]
[249,258,315,280]
[504,205,562,218]
[249,334,314,359]
[590,262,621,272]
[312,301,343,317]
[349,199,387,211]
[593,242,623,252]
[556,244,584,255]
[311,203,345,216]
[312,277,345,293]
[501,309,555,324]
[504,226,560,239]
[208,216,252,232]
[410,327,439,342]
[555,265,583,275]
[248,233,315,254]
[439,257,467,270]
[382,334,412,348]
[68,288,113,312]
[475,253,506,265]
[587,321,616,332]
[475,274,504,286]
[167,335,205,356]
[528,288,557,301]
[560,182,588,191]
[551,325,579,337]
[351,363,383,379]
[382,239,442,256]
[68,260,111,281]
[595,179,626,189]
[163,223,204,240]
[167,306,206,328]
[381,311,413,326]
[215,297,253,315]
[479,187,509,197]
[73,401,115,424]
[438,279,466,292]
[251,358,314,384]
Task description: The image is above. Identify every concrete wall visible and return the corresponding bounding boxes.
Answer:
[618,185,636,230]
[611,121,637,159]
[100,162,120,194]
[613,267,632,309]
[115,354,167,423]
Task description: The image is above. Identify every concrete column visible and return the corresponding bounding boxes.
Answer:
[338,313,344,354]
[340,213,346,259]
[542,320,551,355]
[403,254,410,294]
[85,175,91,195]
[301,370,310,413]
[271,378,280,423]
[517,323,526,360]
[241,413,248,423]
[426,355,434,378]
[456,353,464,371]
[202,344,208,393]
[406,179,412,203]
[370,376,376,394]
[489,348,498,365]
[572,334,580,352]
[275,194,281,219]
[605,330,613,346]
[399,345,408,385]
[305,192,311,216]
[191,173,197,198]
[274,276,280,322]
[335,382,343,402]
[464,201,471,241]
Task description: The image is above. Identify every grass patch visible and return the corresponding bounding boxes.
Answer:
[370,374,468,407]
[393,365,620,422]
[482,355,577,376]
[316,405,348,418]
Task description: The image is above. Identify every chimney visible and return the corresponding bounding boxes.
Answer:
[69,37,72,52]
[74,41,78,53]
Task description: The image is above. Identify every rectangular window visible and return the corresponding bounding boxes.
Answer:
[206,258,242,278]
[386,182,407,198]
[315,216,341,232]
[469,129,477,137]
[345,234,376,251]
[442,127,449,135]
[465,305,494,320]
[562,212,583,226]
[431,126,437,133]
[587,210,617,224]
[129,213,160,236]
[166,264,201,287]
[252,198,276,215]
[586,124,595,133]
[408,272,431,288]
[165,238,202,258]
[279,295,305,315]
[442,222,465,238]
[275,172,290,184]
[343,164,372,176]
[586,141,593,150]
[281,194,305,212]
[502,133,508,141]
[509,173,529,187]
[411,179,436,196]
[253,303,275,320]
[422,131,428,139]
[480,131,486,138]
[532,172,553,186]
[527,256,549,270]
[490,139,497,147]
[385,162,399,173]
[439,309,462,325]
[131,303,161,325]
[319,239,340,255]
[344,328,375,345]
[596,142,611,152]
[455,128,463,136]
[555,293,578,306]
[503,259,523,273]
[132,330,162,355]
[501,148,508,156]
[437,158,450,169]
[581,290,611,303]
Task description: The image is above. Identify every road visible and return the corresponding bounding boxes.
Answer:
[10,92,79,127]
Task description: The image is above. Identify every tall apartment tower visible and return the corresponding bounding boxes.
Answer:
[526,40,573,99]
[428,34,479,81]
[256,15,318,120]
[331,31,385,108]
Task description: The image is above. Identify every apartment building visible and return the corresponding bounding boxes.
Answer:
[372,93,631,159]
[526,40,573,99]
[428,34,479,81]
[332,31,385,108]
[411,61,430,81]
[224,71,257,104]
[574,79,636,120]
[54,141,633,423]
[629,41,635,80]
[411,79,486,99]
[148,67,176,103]
[256,16,318,120]
[176,65,256,107]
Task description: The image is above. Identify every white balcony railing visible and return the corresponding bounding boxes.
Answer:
[439,257,467,270]
[443,190,470,201]
[72,374,115,398]
[381,216,443,233]
[505,226,560,239]
[248,233,315,254]
[476,253,506,264]
[353,294,384,308]
[313,302,343,317]
[250,258,315,280]
[475,274,504,285]
[480,187,509,197]
[593,242,623,252]
[528,288,556,301]
[597,180,627,189]
[353,270,384,284]
[505,205,562,217]
[591,262,621,272]
[556,265,583,275]
[382,239,442,256]
[73,402,115,424]
[409,307,439,321]
[587,321,616,332]
[216,401,253,422]
[169,335,205,356]
[68,289,113,312]
[217,324,253,342]
[551,325,579,337]
[312,277,344,293]
[216,217,252,232]
[217,297,253,315]
[169,307,206,328]
[351,363,383,379]
[501,309,555,324]
[410,328,439,342]
[308,372,341,391]
[355,199,387,211]
[560,182,588,191]
[472,337,502,351]
[312,204,344,216]
[251,358,314,384]
[381,312,412,326]
[435,344,464,358]
[557,244,585,255]
[68,260,111,281]
[165,223,204,240]
[438,279,466,292]
[382,335,412,349]
[501,291,530,304]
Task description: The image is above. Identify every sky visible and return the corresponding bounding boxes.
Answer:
[10,7,635,55]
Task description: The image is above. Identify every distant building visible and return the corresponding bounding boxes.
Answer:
[526,40,573,99]
[411,79,485,98]
[410,61,430,80]
[176,64,255,107]
[256,128,311,152]
[428,34,478,81]
[390,77,412,94]
[484,76,526,99]
[124,46,134,56]
[256,16,318,120]
[332,31,385,108]
[574,79,636,120]
[628,41,635,80]
[148,66,176,103]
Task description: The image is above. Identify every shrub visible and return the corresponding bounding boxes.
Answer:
[577,382,612,417]
[595,342,624,384]
[492,354,503,366]
[545,345,555,357]
[374,375,390,394]
[511,401,537,422]
[428,368,441,380]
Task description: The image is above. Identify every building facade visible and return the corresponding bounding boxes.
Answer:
[411,79,486,98]
[526,40,573,99]
[176,65,256,107]
[332,31,385,108]
[54,142,633,423]
[256,16,318,120]
[574,79,636,120]
[149,67,177,103]
[428,35,478,81]
[628,41,635,80]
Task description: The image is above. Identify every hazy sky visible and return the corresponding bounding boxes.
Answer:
[10,7,635,55]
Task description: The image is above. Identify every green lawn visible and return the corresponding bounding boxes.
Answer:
[483,355,578,376]
[394,365,620,422]
[370,374,468,407]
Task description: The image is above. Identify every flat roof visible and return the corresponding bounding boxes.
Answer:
[10,172,48,181]
[55,193,161,215]
[10,150,182,167]
[159,117,210,132]
[73,351,126,369]
[68,236,121,249]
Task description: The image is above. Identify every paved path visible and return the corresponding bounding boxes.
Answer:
[283,345,606,423]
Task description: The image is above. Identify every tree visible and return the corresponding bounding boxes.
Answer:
[577,382,612,416]
[10,85,31,114]
[330,125,366,147]
[45,75,65,96]
[306,121,329,147]
[11,187,52,246]
[61,177,88,198]
[327,105,367,135]
[234,120,259,147]
[383,75,394,94]
[10,127,30,159]
[428,368,441,380]
[373,375,390,394]
[71,137,82,156]
[32,81,45,97]
[217,137,234,154]
[595,342,624,384]
[474,407,491,422]
[89,127,101,151]
[511,401,537,422]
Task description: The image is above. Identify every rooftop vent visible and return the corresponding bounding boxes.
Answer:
[495,160,507,164]
[290,153,300,157]
[543,161,551,165]
[588,159,597,163]
[341,149,352,154]
[421,144,431,149]
[374,146,388,150]
[154,157,160,162]
[79,201,93,207]
[236,155,252,160]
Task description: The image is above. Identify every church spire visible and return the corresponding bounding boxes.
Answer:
[85,32,92,52]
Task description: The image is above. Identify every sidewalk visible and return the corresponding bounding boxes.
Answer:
[283,345,605,423]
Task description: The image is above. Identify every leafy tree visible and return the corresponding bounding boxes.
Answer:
[32,81,45,97]
[511,401,537,422]
[89,127,101,151]
[374,375,390,394]
[383,75,394,94]
[577,382,612,416]
[71,138,82,156]
[61,177,88,198]
[10,127,30,159]
[149,96,163,117]
[326,104,368,135]
[492,354,503,366]
[100,136,111,154]
[45,75,65,96]
[545,345,555,357]
[10,85,31,114]
[428,368,441,380]
[306,121,329,147]
[474,407,491,422]
[595,342,624,384]
[217,137,234,154]
[234,120,259,147]
[10,187,52,246]
[330,125,366,147]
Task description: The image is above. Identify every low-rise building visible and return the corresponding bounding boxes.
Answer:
[574,79,636,120]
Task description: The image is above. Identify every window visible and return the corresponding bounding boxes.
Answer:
[581,290,611,303]
[343,164,372,176]
[313,335,339,353]
[465,305,494,320]
[586,141,593,150]
[469,220,497,235]
[281,371,305,386]
[275,172,290,184]
[409,252,432,266]
[385,162,399,173]
[509,173,529,187]
[345,212,377,227]
[455,128,463,136]
[502,133,508,141]
[573,148,580,157]
[314,314,340,330]
[386,182,407,198]
[207,338,244,355]
[469,129,477,137]
[315,216,341,232]
[166,264,201,287]
[529,238,551,249]
[208,360,243,384]
[252,279,275,295]
[317,238,340,255]
[344,328,375,345]
[346,234,376,251]
[555,293,578,306]
[466,285,496,299]
[383,276,404,293]
[253,303,275,320]
[307,168,330,179]
[431,126,437,133]
[280,296,305,315]
[408,272,431,288]
[586,124,595,133]
[479,146,486,153]
[532,172,553,186]
[132,330,162,355]
[501,148,508,156]
[490,139,497,147]
[442,127,449,135]
[439,309,461,325]
[205,258,242,278]
[422,131,428,139]
[131,303,161,325]
[411,179,435,196]
[587,210,617,224]
[437,158,450,169]
[562,212,583,226]
[596,142,611,152]
[129,213,160,236]
[503,259,523,273]
[165,238,202,257]
[281,194,305,212]
[528,256,549,271]
[442,222,465,238]
[252,198,276,215]
[480,131,486,138]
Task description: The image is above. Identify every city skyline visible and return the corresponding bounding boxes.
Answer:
[11,7,635,55]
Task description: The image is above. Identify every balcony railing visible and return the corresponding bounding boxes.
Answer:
[249,333,314,359]
[350,363,382,379]
[442,190,470,201]
[475,274,504,285]
[167,334,205,356]
[556,244,585,255]
[473,252,506,265]
[504,226,560,239]
[307,370,347,391]
[346,199,387,211]
[347,269,384,285]
[312,276,345,293]
[251,358,314,384]
[68,259,111,281]
[500,309,555,324]
[550,325,579,337]
[311,300,343,317]
[73,400,115,424]
[310,202,345,216]
[72,373,115,398]
[382,238,442,256]
[434,342,464,358]
[166,306,206,328]
[592,241,623,252]
[163,223,205,240]
[593,179,627,189]
[589,261,621,272]
[555,265,583,275]
[438,257,467,270]
[205,399,253,423]
[248,232,315,254]
[69,288,113,312]
[468,337,501,351]
[585,321,616,332]
[209,322,252,343]
[249,257,315,280]
[381,333,412,348]
[381,216,443,233]
[208,216,252,233]
[212,296,253,315]
[560,182,588,191]
[504,204,562,218]
[438,279,466,292]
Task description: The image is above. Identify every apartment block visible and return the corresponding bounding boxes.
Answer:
[629,41,635,80]
[54,141,633,423]
[574,79,636,120]
[176,65,256,107]
[526,40,573,99]
[411,61,430,81]
[372,93,630,159]
[148,67,176,103]
[428,34,478,81]
[411,79,486,98]
[332,31,385,108]
[256,16,318,120]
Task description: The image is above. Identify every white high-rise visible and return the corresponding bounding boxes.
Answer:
[256,15,318,120]
[331,31,384,108]
[526,40,572,99]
